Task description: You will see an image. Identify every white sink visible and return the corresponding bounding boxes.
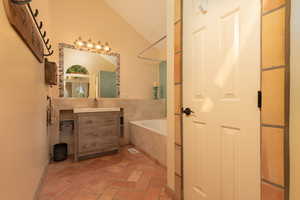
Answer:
[73,107,121,114]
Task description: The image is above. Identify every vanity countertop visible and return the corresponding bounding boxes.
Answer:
[73,107,121,114]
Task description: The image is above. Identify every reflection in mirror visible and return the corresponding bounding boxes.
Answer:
[65,65,90,98]
[58,43,120,98]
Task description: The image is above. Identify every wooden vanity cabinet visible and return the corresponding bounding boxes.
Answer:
[74,111,120,161]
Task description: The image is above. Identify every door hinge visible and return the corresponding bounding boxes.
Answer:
[258,91,262,109]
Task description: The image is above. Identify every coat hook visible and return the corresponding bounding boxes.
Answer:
[39,21,43,29]
[44,50,54,56]
[12,1,54,57]
[34,9,39,17]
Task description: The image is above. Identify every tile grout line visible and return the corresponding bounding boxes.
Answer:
[261,65,286,71]
[262,124,285,129]
[262,4,286,16]
[262,179,285,189]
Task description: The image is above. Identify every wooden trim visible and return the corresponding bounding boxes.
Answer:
[284,1,291,199]
[176,0,184,199]
[3,0,44,63]
[33,163,49,200]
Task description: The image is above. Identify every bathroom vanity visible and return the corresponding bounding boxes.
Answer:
[73,108,121,161]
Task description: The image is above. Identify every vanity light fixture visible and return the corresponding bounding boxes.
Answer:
[86,39,94,49]
[104,42,111,51]
[74,37,112,53]
[95,42,102,50]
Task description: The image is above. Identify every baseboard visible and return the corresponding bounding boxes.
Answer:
[33,162,49,200]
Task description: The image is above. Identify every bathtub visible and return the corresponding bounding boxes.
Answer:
[130,119,167,166]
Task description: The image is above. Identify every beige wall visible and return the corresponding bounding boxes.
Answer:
[166,0,175,190]
[290,0,300,199]
[49,0,160,99]
[0,1,50,200]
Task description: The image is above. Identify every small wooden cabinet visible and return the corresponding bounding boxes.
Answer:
[74,111,120,161]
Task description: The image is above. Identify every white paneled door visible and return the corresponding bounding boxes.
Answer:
[183,0,261,200]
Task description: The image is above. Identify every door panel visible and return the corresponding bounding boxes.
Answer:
[192,27,206,101]
[219,9,240,100]
[220,126,240,200]
[183,0,261,200]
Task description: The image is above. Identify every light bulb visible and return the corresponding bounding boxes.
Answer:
[96,41,102,50]
[95,45,102,50]
[86,38,93,48]
[87,43,93,48]
[77,41,84,46]
[104,42,110,51]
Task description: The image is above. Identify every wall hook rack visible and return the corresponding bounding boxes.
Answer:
[10,0,54,57]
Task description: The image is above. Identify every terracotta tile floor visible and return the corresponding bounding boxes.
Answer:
[38,146,173,200]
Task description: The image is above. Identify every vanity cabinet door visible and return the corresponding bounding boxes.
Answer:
[78,126,119,153]
[74,112,120,160]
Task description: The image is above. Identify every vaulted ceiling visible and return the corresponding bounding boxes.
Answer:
[104,0,166,47]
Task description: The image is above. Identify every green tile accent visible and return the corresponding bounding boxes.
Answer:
[159,61,167,99]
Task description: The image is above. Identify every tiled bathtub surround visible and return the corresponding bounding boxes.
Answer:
[130,119,167,167]
[49,98,166,156]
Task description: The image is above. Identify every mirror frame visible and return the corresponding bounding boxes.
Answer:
[58,43,120,98]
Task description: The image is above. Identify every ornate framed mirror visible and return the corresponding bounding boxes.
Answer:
[58,43,120,98]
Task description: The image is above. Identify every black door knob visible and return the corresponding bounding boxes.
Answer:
[182,107,194,116]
